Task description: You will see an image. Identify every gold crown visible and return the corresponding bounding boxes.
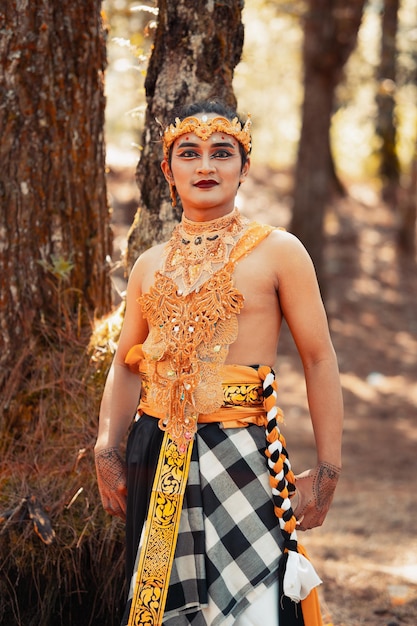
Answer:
[163,114,252,158]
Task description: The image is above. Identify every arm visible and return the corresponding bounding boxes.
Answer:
[94,254,150,519]
[275,232,343,530]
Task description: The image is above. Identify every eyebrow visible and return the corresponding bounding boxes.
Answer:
[177,140,237,149]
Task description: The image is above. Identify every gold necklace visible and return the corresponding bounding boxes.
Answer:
[162,208,248,294]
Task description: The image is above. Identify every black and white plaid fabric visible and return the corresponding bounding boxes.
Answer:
[162,422,283,625]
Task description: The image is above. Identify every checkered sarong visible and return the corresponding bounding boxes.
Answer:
[161,421,283,625]
[123,415,283,625]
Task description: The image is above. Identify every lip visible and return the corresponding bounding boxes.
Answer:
[194,179,219,189]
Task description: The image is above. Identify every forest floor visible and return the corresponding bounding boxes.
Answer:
[107,160,417,626]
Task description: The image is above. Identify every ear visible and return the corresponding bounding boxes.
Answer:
[161,158,174,184]
[239,157,250,183]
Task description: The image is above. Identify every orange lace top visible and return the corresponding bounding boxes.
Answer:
[125,220,274,450]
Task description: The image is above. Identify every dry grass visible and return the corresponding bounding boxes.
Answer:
[0,311,126,626]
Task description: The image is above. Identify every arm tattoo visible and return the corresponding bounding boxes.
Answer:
[95,447,125,489]
[313,461,341,511]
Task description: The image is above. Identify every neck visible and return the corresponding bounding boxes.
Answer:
[181,203,236,223]
[181,207,238,230]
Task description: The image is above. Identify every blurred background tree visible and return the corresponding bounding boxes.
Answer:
[291,0,366,289]
[376,0,401,205]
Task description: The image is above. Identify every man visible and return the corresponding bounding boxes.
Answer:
[95,100,343,626]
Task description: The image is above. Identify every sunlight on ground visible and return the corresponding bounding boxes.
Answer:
[376,565,417,586]
[340,371,417,407]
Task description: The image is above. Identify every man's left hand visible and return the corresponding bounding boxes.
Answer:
[292,461,341,531]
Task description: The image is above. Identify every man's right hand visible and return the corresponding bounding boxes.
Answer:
[95,447,127,520]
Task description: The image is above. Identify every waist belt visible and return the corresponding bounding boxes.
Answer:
[137,364,267,428]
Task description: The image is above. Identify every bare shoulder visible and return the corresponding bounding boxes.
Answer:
[258,227,316,278]
[128,241,166,285]
[264,227,309,253]
[131,241,166,271]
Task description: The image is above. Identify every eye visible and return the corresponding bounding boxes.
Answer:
[212,149,232,159]
[178,149,199,158]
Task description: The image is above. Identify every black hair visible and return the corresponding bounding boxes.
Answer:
[165,99,250,167]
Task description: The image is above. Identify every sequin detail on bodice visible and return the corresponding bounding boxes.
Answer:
[162,207,248,295]
[138,221,275,450]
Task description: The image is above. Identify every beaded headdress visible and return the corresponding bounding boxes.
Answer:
[163,114,252,158]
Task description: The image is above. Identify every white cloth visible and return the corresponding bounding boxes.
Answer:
[284,551,322,602]
[233,581,279,625]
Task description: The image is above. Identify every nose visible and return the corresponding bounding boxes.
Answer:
[196,152,215,174]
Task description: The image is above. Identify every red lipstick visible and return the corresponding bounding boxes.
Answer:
[194,179,218,189]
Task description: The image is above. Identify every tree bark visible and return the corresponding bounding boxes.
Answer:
[0,1,111,400]
[291,1,366,290]
[126,0,245,270]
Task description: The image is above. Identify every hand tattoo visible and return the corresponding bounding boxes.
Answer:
[294,461,341,529]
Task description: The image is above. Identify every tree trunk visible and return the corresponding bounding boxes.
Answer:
[376,0,400,205]
[398,139,417,256]
[0,1,111,403]
[291,1,366,290]
[126,0,244,270]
